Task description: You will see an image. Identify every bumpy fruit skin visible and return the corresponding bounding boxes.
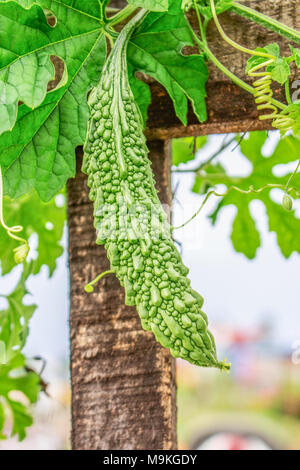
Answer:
[82,12,228,370]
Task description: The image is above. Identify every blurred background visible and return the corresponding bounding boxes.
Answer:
[0,131,299,450]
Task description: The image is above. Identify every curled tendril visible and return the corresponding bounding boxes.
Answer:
[247,59,296,134]
[0,166,29,264]
[209,0,296,133]
[84,269,114,293]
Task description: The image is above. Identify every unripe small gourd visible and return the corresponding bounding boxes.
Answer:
[82,11,229,371]
[282,194,293,211]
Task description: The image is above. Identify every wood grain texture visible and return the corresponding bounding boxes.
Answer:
[68,143,177,450]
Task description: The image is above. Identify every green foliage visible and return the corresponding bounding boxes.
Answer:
[246,43,292,85]
[0,354,40,441]
[129,0,209,125]
[172,136,207,166]
[0,191,66,276]
[0,0,107,201]
[128,0,169,12]
[0,263,36,362]
[0,0,210,199]
[194,0,233,20]
[281,103,300,137]
[289,46,300,68]
[193,132,300,259]
[0,263,41,441]
[0,189,66,441]
[0,2,57,134]
[0,0,299,441]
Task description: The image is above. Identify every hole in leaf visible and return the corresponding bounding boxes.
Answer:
[55,194,66,208]
[47,56,67,92]
[45,222,54,231]
[44,9,57,27]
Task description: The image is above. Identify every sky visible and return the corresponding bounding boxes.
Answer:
[1,131,299,369]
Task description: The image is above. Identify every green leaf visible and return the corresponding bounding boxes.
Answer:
[0,191,66,276]
[267,57,290,85]
[0,2,58,134]
[0,262,37,361]
[0,1,107,201]
[128,0,169,12]
[0,82,19,135]
[5,0,104,17]
[193,132,300,259]
[128,0,209,125]
[0,262,40,441]
[279,103,300,138]
[128,64,151,126]
[172,136,207,166]
[246,43,281,74]
[231,203,260,259]
[0,354,40,441]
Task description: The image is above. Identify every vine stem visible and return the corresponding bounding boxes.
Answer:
[84,269,114,293]
[108,5,139,27]
[210,0,275,60]
[231,2,300,45]
[285,80,292,106]
[285,159,300,193]
[172,183,300,231]
[189,3,287,112]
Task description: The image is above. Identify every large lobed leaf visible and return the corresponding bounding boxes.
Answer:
[0,0,107,201]
[193,132,300,259]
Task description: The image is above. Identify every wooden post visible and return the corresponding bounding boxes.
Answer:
[67,142,177,450]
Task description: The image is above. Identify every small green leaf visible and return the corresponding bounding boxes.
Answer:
[246,43,281,75]
[128,0,169,11]
[267,57,290,85]
[278,103,300,137]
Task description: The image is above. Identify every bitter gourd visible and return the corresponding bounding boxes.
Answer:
[82,10,229,370]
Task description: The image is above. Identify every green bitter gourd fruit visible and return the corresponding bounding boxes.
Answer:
[82,10,229,371]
